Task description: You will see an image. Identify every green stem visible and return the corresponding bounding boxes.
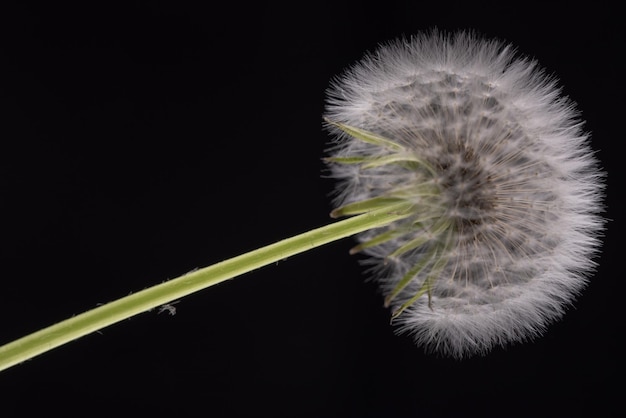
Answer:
[0,203,411,372]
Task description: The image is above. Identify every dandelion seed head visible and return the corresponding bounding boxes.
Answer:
[325,30,604,358]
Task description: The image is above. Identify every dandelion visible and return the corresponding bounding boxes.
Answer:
[324,30,605,358]
[0,30,604,371]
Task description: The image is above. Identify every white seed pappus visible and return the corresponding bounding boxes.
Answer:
[324,31,605,358]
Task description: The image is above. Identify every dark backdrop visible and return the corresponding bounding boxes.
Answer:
[1,2,621,417]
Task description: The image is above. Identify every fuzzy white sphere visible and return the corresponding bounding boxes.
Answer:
[324,31,604,358]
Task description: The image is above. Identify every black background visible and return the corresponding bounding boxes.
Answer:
[0,2,622,417]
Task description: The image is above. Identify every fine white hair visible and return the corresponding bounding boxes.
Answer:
[325,30,605,358]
